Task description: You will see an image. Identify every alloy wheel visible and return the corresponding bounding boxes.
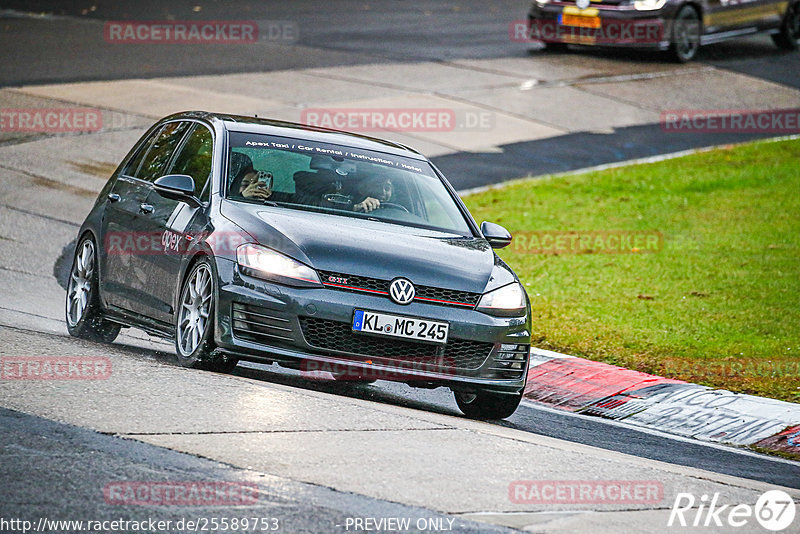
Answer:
[177,263,212,356]
[66,240,95,327]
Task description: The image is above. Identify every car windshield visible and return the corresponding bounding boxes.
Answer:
[225,132,473,235]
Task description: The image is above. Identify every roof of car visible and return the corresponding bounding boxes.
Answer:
[168,111,427,161]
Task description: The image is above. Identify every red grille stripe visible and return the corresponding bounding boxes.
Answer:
[415,296,474,307]
[322,282,389,295]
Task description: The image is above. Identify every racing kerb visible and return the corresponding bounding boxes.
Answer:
[523,347,800,458]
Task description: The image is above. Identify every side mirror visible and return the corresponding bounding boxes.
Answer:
[154,174,200,206]
[481,221,512,249]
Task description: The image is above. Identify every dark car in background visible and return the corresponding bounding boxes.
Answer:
[65,112,532,419]
[529,0,800,61]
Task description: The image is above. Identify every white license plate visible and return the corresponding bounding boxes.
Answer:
[352,310,449,344]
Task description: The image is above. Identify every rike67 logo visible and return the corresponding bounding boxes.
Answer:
[668,490,796,531]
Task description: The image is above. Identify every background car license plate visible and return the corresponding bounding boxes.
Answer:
[560,13,602,28]
[353,310,449,344]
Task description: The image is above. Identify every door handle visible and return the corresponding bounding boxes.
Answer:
[107,193,121,203]
[139,203,154,214]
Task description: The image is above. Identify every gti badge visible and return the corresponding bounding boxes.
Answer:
[389,278,415,305]
[576,0,591,9]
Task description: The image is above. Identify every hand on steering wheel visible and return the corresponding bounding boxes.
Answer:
[353,197,381,212]
[353,198,409,213]
[374,201,409,213]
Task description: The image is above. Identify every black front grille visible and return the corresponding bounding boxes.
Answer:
[299,317,493,371]
[417,284,481,306]
[318,270,481,308]
[232,303,296,345]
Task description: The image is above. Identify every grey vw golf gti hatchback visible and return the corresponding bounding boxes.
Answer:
[66,112,531,419]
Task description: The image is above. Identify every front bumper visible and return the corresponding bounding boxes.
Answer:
[529,2,676,49]
[213,258,531,395]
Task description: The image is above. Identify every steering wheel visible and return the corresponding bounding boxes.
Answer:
[376,202,409,213]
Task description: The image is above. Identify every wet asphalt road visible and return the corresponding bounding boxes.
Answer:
[0,405,510,534]
[1,0,797,188]
[232,361,800,490]
[1,0,798,89]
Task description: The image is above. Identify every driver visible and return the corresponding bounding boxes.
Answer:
[353,176,393,213]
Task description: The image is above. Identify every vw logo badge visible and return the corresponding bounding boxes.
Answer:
[389,278,415,305]
[576,0,590,9]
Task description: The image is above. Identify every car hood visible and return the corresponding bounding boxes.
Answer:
[221,201,515,293]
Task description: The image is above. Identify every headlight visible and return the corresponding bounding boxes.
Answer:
[633,0,667,10]
[476,283,527,316]
[236,244,321,287]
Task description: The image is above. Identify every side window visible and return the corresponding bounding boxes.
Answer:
[169,124,213,200]
[136,121,191,183]
[122,129,158,177]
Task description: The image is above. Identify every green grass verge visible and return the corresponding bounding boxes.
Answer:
[463,138,800,403]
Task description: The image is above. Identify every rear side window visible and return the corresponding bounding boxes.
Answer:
[170,124,213,200]
[122,130,157,178]
[134,121,191,182]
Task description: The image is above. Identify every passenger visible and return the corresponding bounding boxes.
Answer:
[229,152,273,201]
[238,170,274,201]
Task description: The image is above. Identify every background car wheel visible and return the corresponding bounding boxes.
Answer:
[670,6,701,62]
[65,237,121,343]
[175,258,238,373]
[454,390,523,420]
[772,1,800,50]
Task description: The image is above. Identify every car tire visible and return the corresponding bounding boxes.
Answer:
[175,257,238,373]
[670,5,701,62]
[65,236,121,343]
[454,390,523,420]
[772,1,800,50]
